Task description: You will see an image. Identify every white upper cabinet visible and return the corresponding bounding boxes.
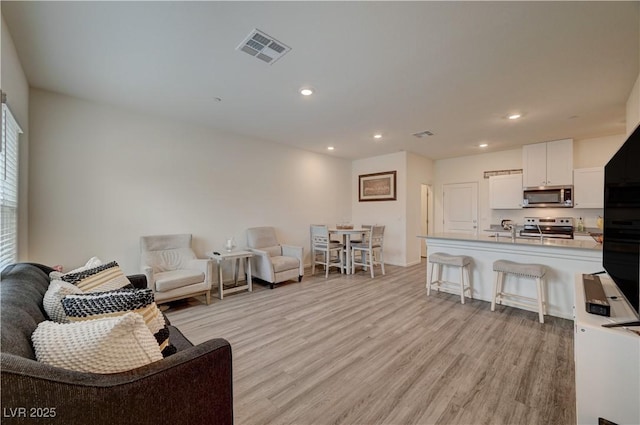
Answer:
[522,139,573,187]
[489,174,523,209]
[573,167,604,208]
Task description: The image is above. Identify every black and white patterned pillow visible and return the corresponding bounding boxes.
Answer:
[49,256,102,281]
[62,288,176,357]
[60,261,132,293]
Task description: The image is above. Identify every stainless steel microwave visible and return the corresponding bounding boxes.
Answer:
[522,185,573,208]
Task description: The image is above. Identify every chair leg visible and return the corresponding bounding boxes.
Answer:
[466,265,473,300]
[541,276,547,315]
[351,249,356,274]
[205,290,211,305]
[459,265,465,304]
[427,262,433,295]
[380,248,385,275]
[536,277,545,323]
[370,250,374,278]
[311,248,316,276]
[325,250,329,278]
[363,250,368,272]
[491,271,499,311]
[497,271,505,305]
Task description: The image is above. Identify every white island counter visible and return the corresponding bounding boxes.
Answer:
[418,233,603,319]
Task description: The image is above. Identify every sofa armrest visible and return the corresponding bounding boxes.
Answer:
[0,338,233,425]
[141,265,155,291]
[281,245,304,276]
[127,274,147,290]
[247,248,275,282]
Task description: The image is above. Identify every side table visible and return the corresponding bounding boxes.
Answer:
[208,250,253,299]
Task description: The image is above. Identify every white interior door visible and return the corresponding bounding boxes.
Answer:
[443,182,478,234]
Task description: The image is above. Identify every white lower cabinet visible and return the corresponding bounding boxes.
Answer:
[574,275,640,425]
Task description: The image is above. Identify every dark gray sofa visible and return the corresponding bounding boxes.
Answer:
[1,262,233,425]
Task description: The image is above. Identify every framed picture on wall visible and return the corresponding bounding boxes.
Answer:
[359,171,397,202]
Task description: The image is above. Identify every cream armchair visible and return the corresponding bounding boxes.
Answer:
[140,234,213,305]
[246,227,304,289]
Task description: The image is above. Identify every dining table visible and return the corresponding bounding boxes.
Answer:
[328,227,370,274]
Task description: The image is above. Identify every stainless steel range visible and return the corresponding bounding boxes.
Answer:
[520,217,574,239]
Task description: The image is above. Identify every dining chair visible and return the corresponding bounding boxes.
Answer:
[310,225,344,278]
[348,224,372,245]
[351,225,385,278]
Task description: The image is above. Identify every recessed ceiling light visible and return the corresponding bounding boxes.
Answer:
[300,88,314,96]
[327,146,334,151]
[373,134,382,139]
[479,143,488,148]
[508,114,521,120]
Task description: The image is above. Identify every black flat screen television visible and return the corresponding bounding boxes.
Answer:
[602,122,640,326]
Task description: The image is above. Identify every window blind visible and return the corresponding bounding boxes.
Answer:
[1,102,23,270]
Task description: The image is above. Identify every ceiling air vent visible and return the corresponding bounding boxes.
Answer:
[412,130,435,138]
[236,29,291,65]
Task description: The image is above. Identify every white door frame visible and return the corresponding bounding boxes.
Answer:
[420,184,433,257]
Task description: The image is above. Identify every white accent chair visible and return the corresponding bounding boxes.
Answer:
[140,234,213,305]
[246,227,304,289]
[351,225,386,278]
[310,224,344,278]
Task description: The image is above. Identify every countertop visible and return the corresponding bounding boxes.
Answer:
[418,232,602,251]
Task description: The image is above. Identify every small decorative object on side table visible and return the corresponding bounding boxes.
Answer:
[208,250,253,300]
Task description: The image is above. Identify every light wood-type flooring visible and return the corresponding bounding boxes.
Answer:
[165,260,575,425]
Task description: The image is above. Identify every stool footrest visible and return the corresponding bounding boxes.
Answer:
[495,292,539,305]
[428,280,472,293]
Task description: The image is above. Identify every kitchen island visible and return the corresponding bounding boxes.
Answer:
[418,233,603,319]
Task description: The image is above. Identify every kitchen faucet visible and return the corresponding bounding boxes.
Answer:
[536,224,544,242]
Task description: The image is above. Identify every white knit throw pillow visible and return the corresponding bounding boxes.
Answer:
[42,280,84,323]
[32,312,163,374]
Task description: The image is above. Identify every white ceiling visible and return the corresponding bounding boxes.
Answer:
[2,1,639,160]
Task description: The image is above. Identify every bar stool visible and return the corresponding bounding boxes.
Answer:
[491,260,547,323]
[427,252,472,304]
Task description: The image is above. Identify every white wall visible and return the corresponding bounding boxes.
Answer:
[352,152,406,266]
[29,89,352,274]
[573,134,625,168]
[351,151,434,267]
[1,14,30,260]
[626,74,640,135]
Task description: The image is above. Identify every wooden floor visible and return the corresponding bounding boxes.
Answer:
[165,260,576,425]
